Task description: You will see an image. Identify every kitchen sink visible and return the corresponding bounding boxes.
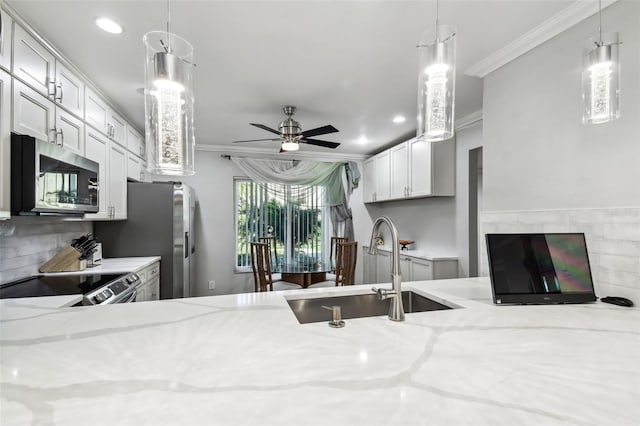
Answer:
[287,290,454,324]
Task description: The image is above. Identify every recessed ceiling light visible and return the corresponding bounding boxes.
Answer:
[357,135,369,145]
[393,115,406,124]
[95,17,123,34]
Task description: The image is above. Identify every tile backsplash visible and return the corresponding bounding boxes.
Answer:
[481,207,640,301]
[0,217,92,284]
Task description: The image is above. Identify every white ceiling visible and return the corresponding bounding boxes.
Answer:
[7,0,575,156]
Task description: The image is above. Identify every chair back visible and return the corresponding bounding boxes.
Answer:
[330,236,348,267]
[335,241,358,286]
[250,242,274,292]
[258,236,278,267]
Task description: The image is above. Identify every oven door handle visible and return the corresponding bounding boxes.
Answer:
[124,290,137,303]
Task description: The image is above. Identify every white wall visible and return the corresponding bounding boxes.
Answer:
[483,0,640,211]
[481,0,640,300]
[153,152,372,296]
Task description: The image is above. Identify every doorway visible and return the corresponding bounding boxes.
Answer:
[468,147,483,277]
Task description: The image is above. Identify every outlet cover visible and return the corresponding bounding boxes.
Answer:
[208,280,215,290]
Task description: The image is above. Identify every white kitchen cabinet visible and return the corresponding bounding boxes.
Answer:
[126,127,145,159]
[54,61,84,118]
[364,152,390,203]
[12,78,55,143]
[84,87,110,135]
[363,136,454,203]
[135,261,160,302]
[109,109,127,146]
[127,153,143,182]
[108,141,127,220]
[12,24,55,97]
[0,10,12,71]
[362,245,457,284]
[55,108,84,155]
[85,87,128,146]
[84,127,127,220]
[0,70,10,219]
[390,142,408,199]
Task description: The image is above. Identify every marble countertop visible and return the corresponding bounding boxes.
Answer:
[1,277,638,425]
[363,245,458,261]
[42,256,161,277]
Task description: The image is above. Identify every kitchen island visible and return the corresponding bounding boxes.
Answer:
[1,277,638,425]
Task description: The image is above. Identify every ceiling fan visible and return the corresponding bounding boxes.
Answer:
[232,106,340,152]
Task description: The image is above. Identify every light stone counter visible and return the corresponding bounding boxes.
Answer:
[41,256,161,277]
[1,277,638,425]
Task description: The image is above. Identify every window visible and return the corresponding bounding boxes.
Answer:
[235,178,330,271]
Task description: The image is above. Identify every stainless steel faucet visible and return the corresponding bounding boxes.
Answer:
[369,216,405,321]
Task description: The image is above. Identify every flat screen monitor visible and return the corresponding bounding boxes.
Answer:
[485,233,597,305]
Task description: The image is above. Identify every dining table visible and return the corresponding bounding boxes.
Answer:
[272,258,334,288]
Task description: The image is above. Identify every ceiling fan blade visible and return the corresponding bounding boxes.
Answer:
[250,123,281,135]
[301,138,341,149]
[301,125,339,138]
[232,138,281,143]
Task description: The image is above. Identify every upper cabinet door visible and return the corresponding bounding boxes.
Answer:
[126,127,143,158]
[84,87,109,135]
[55,61,84,118]
[375,151,390,201]
[12,78,55,143]
[0,70,11,218]
[407,138,433,197]
[55,108,84,155]
[108,142,127,220]
[389,142,408,199]
[363,157,376,203]
[13,24,55,97]
[0,9,13,71]
[109,109,127,146]
[84,127,109,219]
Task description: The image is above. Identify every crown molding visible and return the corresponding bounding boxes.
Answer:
[195,144,368,162]
[455,110,483,130]
[465,0,619,78]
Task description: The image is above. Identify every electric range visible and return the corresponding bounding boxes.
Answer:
[0,272,141,305]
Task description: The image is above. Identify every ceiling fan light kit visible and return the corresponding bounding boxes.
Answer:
[233,105,341,152]
[416,0,456,142]
[143,0,196,176]
[582,0,620,125]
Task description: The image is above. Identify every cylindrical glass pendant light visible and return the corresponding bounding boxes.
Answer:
[582,27,620,124]
[143,29,195,175]
[417,5,456,142]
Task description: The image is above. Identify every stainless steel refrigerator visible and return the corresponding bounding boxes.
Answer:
[95,182,195,299]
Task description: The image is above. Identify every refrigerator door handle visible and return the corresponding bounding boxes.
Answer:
[184,232,189,259]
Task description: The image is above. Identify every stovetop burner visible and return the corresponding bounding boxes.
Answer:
[0,274,122,299]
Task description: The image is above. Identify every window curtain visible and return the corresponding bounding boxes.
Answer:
[330,161,360,241]
[231,158,344,206]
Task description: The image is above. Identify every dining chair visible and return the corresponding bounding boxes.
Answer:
[309,241,358,288]
[250,242,299,292]
[326,236,348,281]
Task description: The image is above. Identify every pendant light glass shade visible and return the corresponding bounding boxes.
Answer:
[143,31,195,176]
[417,24,456,142]
[581,31,620,124]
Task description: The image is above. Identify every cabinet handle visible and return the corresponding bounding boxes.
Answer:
[56,129,64,147]
[55,83,63,102]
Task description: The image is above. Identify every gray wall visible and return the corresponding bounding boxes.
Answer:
[481,0,639,300]
[152,151,372,296]
[483,0,640,211]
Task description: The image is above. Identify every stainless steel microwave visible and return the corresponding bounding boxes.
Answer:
[11,133,99,216]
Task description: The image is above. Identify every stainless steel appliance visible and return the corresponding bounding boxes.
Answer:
[95,182,195,299]
[0,273,140,305]
[11,133,99,216]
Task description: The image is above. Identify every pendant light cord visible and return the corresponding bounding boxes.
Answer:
[435,0,440,42]
[598,0,603,44]
[167,0,172,53]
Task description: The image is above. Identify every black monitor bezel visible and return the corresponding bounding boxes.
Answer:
[485,233,597,305]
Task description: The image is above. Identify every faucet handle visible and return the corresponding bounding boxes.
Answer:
[371,287,390,300]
